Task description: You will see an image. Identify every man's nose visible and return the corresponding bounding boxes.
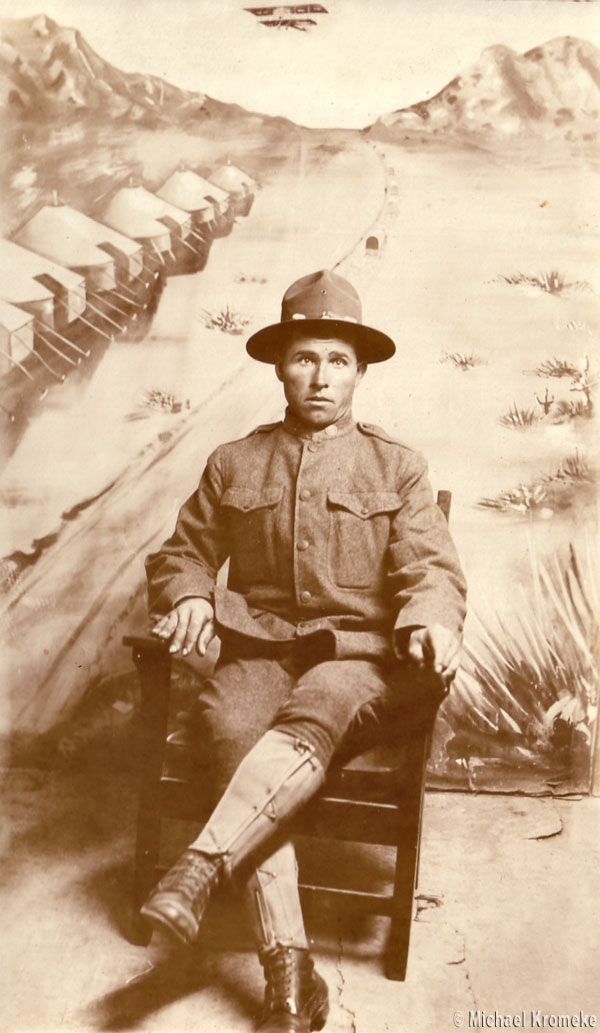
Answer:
[311,362,329,387]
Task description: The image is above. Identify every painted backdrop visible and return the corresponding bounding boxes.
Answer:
[0,0,598,795]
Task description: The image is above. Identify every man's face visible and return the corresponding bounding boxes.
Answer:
[276,332,366,429]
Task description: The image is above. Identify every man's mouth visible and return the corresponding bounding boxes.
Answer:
[306,396,332,403]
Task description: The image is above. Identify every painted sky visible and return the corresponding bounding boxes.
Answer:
[1,0,599,127]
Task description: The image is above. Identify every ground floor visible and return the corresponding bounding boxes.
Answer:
[2,763,598,1033]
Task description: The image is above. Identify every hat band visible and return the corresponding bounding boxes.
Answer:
[290,311,358,323]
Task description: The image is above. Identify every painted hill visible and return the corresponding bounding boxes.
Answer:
[366,37,600,142]
[0,12,256,126]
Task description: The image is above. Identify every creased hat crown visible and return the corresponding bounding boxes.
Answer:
[281,269,362,324]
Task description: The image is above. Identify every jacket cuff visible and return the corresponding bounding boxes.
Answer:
[148,573,215,616]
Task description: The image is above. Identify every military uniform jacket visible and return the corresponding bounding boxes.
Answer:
[146,410,467,662]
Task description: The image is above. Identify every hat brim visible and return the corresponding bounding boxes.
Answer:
[246,318,396,364]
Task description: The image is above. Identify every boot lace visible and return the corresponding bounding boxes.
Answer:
[263,947,309,1015]
[162,850,217,903]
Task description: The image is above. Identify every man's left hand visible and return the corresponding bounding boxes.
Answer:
[406,624,461,690]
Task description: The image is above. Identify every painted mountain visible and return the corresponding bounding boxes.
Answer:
[0,12,244,124]
[366,37,600,142]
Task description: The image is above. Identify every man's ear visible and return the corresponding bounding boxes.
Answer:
[275,363,284,383]
[356,362,367,383]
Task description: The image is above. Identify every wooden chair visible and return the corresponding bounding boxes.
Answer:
[124,490,452,980]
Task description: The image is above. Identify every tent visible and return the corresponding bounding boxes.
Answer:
[0,239,86,327]
[16,204,144,281]
[101,187,191,257]
[156,171,217,225]
[208,163,257,194]
[168,173,230,214]
[0,298,35,374]
[15,206,118,292]
[207,164,255,217]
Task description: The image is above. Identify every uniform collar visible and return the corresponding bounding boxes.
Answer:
[282,407,356,442]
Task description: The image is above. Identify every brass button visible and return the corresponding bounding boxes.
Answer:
[307,442,319,452]
[300,590,312,603]
[297,539,310,551]
[361,506,369,515]
[299,489,311,501]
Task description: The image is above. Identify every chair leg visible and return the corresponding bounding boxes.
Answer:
[131,806,162,945]
[128,643,171,945]
[385,736,429,980]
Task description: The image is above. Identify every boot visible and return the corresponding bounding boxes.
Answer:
[140,730,324,947]
[258,946,329,1032]
[139,848,220,947]
[244,842,329,1030]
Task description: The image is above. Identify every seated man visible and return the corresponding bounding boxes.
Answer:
[141,269,467,1032]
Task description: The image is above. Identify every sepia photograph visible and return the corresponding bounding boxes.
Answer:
[0,0,599,1030]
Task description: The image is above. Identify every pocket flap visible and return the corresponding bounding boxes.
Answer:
[328,490,402,518]
[221,486,283,512]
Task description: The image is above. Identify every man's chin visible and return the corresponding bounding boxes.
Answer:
[299,408,335,429]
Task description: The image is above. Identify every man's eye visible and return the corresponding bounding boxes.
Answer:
[332,358,347,367]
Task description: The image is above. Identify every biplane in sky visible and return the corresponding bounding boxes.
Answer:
[245,5,328,31]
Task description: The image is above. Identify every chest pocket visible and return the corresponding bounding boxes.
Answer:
[327,490,402,589]
[220,486,283,585]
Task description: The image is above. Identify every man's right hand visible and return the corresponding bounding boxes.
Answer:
[151,598,216,657]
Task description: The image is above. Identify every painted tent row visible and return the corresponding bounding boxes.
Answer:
[0,163,257,427]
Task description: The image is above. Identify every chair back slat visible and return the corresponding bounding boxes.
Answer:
[436,489,452,522]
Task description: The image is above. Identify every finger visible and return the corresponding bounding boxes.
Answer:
[442,651,461,683]
[169,611,190,654]
[420,630,446,673]
[434,633,460,674]
[407,636,426,666]
[197,619,216,656]
[152,612,178,638]
[424,629,458,675]
[181,612,203,657]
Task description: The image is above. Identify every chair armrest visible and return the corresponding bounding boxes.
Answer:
[123,632,166,652]
[124,631,172,780]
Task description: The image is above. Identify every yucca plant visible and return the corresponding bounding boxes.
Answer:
[542,451,596,513]
[203,305,250,335]
[545,450,592,486]
[501,272,590,295]
[445,540,598,775]
[552,399,592,422]
[441,351,485,371]
[532,357,581,379]
[478,451,595,515]
[498,403,538,428]
[478,483,548,514]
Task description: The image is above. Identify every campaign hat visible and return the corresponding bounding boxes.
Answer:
[246,269,395,364]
